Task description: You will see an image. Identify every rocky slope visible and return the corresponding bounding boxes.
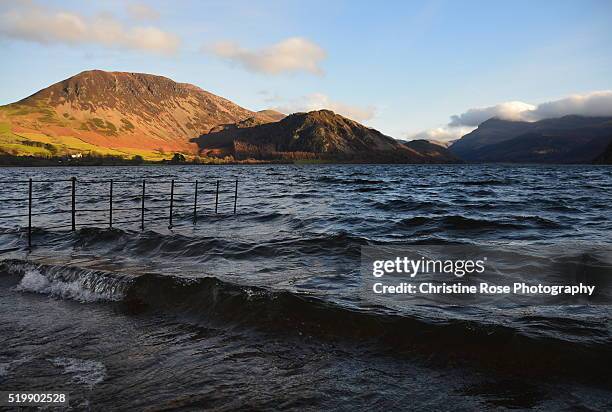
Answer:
[192,110,459,163]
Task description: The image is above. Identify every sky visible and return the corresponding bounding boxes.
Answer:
[0,0,611,140]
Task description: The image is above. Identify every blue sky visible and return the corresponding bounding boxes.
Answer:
[0,0,611,139]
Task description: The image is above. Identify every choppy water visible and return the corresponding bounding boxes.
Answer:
[0,164,611,410]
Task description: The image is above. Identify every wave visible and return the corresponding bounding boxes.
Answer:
[371,199,443,212]
[394,215,562,231]
[2,259,610,378]
[240,211,288,222]
[11,217,561,260]
[453,179,517,186]
[513,215,563,228]
[396,215,520,230]
[2,260,130,302]
[355,186,383,192]
[316,176,385,185]
[2,227,372,261]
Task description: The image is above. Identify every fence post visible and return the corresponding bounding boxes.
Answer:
[141,179,146,231]
[109,179,113,229]
[71,177,76,231]
[215,180,219,214]
[169,179,174,228]
[193,180,198,224]
[233,179,238,215]
[28,178,32,249]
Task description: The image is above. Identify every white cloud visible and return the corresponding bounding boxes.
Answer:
[409,126,476,141]
[0,2,179,54]
[449,91,612,127]
[529,91,612,120]
[412,90,612,142]
[208,37,326,75]
[449,101,536,127]
[274,93,376,122]
[127,3,160,21]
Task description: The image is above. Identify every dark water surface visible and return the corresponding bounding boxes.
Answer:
[0,164,611,410]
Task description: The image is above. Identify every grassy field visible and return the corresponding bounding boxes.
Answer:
[0,121,175,161]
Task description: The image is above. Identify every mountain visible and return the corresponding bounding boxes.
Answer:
[0,70,274,159]
[594,141,612,164]
[396,138,456,149]
[255,109,286,123]
[450,115,612,163]
[401,139,461,162]
[192,109,459,163]
[425,139,455,148]
[208,110,286,134]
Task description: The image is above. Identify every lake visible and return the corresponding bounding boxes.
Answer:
[1,164,611,410]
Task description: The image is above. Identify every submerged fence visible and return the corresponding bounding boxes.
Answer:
[0,177,240,249]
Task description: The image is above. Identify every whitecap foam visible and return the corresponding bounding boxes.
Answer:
[49,357,106,388]
[14,267,120,303]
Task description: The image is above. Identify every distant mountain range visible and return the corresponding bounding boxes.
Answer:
[0,70,457,163]
[449,115,612,163]
[1,69,610,164]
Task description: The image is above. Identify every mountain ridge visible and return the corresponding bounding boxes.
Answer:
[192,109,459,163]
[450,115,612,163]
[9,69,607,164]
